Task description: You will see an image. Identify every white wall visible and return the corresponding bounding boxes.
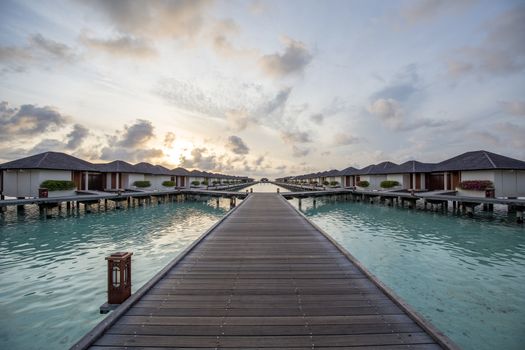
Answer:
[3,169,73,197]
[128,173,146,189]
[493,170,525,197]
[189,176,204,186]
[457,170,525,198]
[363,175,387,190]
[386,174,406,189]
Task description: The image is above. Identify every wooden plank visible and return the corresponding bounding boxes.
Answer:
[76,193,454,350]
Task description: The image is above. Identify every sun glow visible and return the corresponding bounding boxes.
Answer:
[164,140,195,166]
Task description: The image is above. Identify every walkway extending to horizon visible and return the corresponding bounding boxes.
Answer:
[73,193,454,349]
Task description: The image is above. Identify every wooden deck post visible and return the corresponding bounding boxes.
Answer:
[101,252,133,314]
[516,210,524,224]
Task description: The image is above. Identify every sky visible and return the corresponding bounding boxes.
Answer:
[1,0,524,179]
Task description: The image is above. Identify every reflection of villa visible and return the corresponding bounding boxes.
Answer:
[0,151,252,199]
[277,150,525,198]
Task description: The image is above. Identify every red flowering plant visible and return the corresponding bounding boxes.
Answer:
[459,180,493,191]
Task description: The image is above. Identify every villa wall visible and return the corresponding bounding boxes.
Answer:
[128,173,146,189]
[2,169,72,198]
[493,170,525,198]
[457,170,525,198]
[189,177,204,186]
[362,175,387,190]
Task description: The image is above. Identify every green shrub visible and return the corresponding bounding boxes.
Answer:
[212,180,219,185]
[191,180,200,186]
[380,180,400,188]
[201,180,209,185]
[162,181,175,187]
[329,181,339,186]
[323,181,329,186]
[40,180,76,191]
[357,180,369,188]
[133,180,151,188]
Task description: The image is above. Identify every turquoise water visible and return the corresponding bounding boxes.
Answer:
[0,198,231,349]
[243,182,289,192]
[292,197,525,350]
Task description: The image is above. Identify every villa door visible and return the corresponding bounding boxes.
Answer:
[428,174,444,191]
[72,171,83,189]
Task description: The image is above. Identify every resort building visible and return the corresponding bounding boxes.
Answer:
[377,160,435,191]
[171,167,190,188]
[340,166,359,187]
[132,162,172,191]
[94,160,144,191]
[188,170,206,187]
[0,151,98,197]
[354,161,398,190]
[429,150,525,197]
[278,150,525,198]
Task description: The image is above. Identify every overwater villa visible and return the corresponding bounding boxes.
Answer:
[0,151,251,199]
[279,150,525,199]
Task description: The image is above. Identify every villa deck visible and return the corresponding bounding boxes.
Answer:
[72,193,455,349]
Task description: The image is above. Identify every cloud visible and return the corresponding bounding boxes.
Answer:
[0,101,67,137]
[367,98,445,131]
[281,130,312,144]
[29,34,76,61]
[310,113,324,125]
[500,100,525,116]
[164,132,176,148]
[333,133,359,146]
[400,0,472,24]
[179,147,218,170]
[258,87,292,116]
[100,147,164,163]
[368,98,404,129]
[494,122,525,149]
[447,5,525,78]
[321,151,331,156]
[98,119,163,162]
[371,64,420,102]
[80,34,156,59]
[259,37,312,78]
[0,34,77,73]
[86,0,213,40]
[292,145,310,158]
[226,135,250,155]
[226,109,250,131]
[117,119,155,147]
[28,139,66,155]
[66,124,89,149]
[254,155,265,166]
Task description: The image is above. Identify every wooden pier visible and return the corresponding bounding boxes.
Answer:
[72,193,456,349]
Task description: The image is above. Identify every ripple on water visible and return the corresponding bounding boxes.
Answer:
[295,197,525,350]
[0,199,229,350]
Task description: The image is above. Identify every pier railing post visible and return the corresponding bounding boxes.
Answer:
[101,252,133,313]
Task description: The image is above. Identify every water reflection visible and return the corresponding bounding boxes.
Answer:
[294,196,525,350]
[0,198,229,350]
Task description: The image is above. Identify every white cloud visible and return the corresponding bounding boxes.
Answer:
[259,37,312,78]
